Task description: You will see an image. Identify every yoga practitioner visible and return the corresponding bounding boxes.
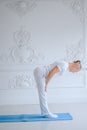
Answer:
[34,60,81,118]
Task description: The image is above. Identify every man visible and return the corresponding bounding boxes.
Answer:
[34,60,81,118]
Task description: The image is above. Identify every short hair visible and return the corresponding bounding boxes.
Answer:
[73,60,81,64]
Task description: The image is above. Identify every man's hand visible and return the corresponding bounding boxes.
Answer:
[45,77,49,91]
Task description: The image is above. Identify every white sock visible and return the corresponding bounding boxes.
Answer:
[44,113,58,118]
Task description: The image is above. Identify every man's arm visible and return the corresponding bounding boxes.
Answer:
[45,66,60,91]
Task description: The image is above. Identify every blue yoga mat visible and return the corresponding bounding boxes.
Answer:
[0,113,73,123]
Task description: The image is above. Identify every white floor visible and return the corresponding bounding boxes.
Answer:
[0,103,87,130]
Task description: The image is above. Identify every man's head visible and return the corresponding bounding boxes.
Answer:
[69,60,81,72]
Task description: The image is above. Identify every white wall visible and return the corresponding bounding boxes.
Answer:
[0,0,87,105]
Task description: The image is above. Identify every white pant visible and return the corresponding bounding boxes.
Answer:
[34,67,50,115]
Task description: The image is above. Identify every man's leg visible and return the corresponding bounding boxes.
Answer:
[34,67,58,118]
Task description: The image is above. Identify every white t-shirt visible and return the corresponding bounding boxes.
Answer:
[43,61,68,77]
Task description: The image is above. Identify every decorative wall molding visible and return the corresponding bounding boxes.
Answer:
[11,28,46,64]
[64,39,85,64]
[12,28,34,63]
[9,73,36,89]
[60,0,85,23]
[0,28,46,65]
[6,0,37,17]
[0,0,85,65]
[1,0,84,22]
